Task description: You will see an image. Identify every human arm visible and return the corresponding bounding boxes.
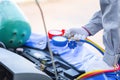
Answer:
[64,10,103,40]
[84,11,103,35]
[100,0,120,66]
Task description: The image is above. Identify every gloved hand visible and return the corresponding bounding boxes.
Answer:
[64,27,90,40]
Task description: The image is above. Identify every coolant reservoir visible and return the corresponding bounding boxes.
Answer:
[0,0,31,48]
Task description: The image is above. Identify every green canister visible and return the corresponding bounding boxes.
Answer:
[0,0,31,48]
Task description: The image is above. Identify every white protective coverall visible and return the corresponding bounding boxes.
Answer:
[85,0,120,66]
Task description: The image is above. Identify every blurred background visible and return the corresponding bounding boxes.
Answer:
[13,0,104,48]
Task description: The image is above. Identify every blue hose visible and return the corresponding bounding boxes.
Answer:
[80,40,104,55]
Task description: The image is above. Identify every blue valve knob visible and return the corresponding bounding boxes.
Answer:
[68,40,77,49]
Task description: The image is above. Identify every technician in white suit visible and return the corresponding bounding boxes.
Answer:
[65,0,120,67]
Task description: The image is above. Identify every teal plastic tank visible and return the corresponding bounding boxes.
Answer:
[0,0,31,48]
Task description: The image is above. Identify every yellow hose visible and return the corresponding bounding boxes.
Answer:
[75,38,105,80]
[86,38,105,52]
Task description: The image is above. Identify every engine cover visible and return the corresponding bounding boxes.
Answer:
[0,48,52,80]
